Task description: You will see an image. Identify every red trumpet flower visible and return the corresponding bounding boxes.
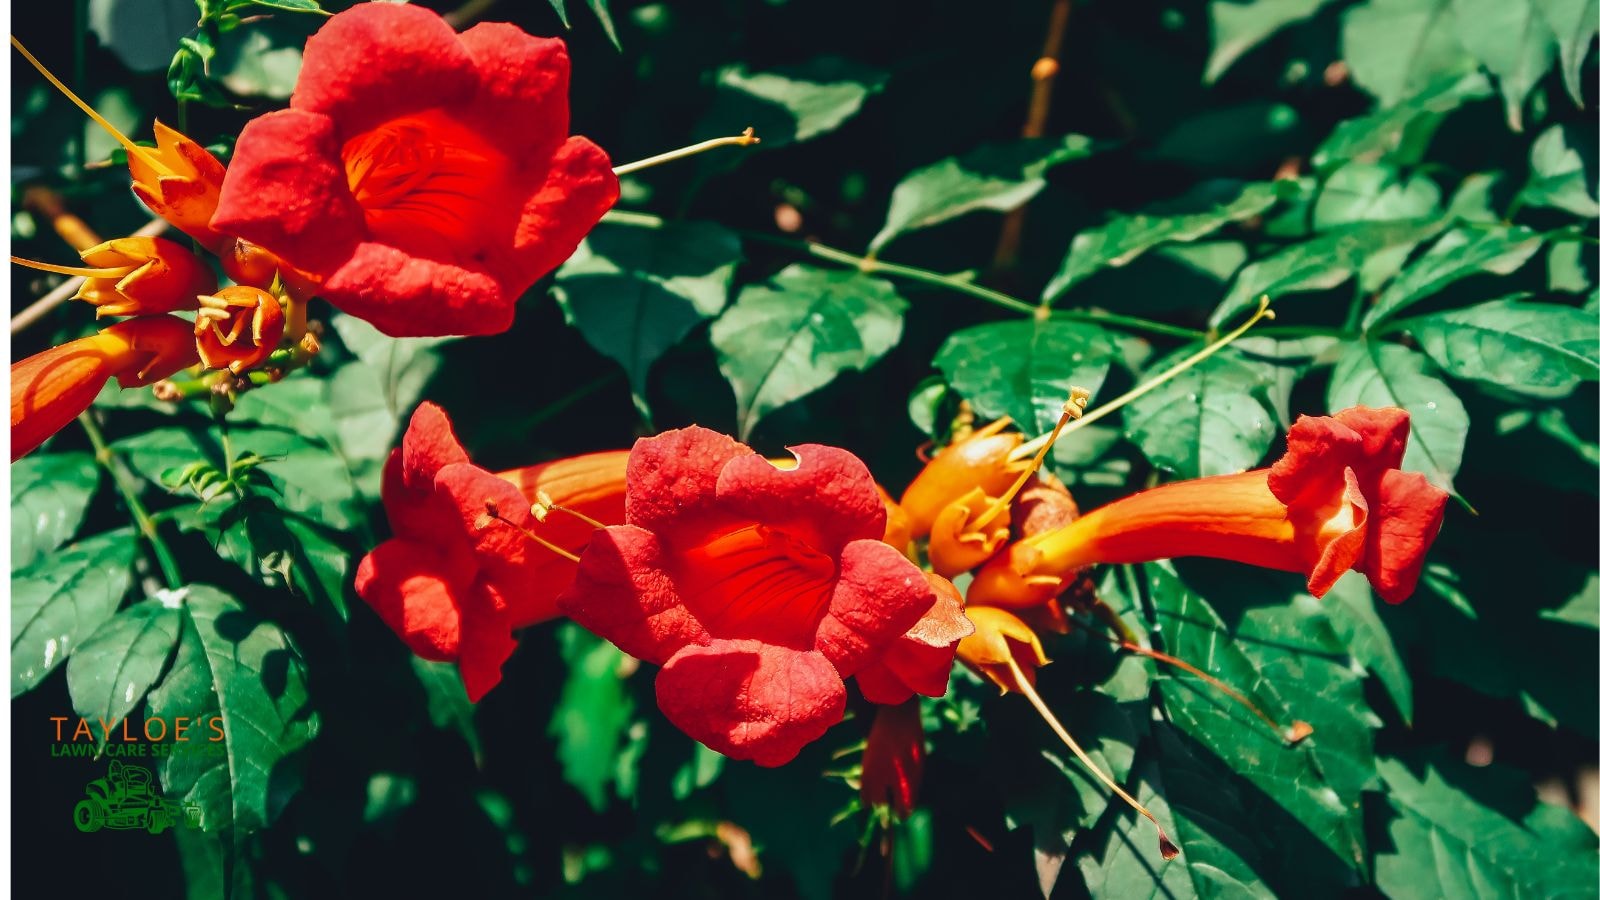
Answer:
[354,403,627,701]
[212,3,618,338]
[559,426,936,766]
[968,406,1449,607]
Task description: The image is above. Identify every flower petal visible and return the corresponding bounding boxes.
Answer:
[505,137,619,290]
[1268,413,1364,508]
[655,641,846,766]
[624,426,754,538]
[1366,468,1449,603]
[1304,467,1369,597]
[457,23,570,157]
[856,640,958,704]
[813,540,935,676]
[354,538,475,661]
[457,582,519,703]
[1333,406,1411,473]
[290,3,478,137]
[401,401,470,491]
[320,241,511,338]
[559,525,708,664]
[717,444,887,556]
[210,109,366,276]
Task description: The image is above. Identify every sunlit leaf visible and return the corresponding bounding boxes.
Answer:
[1363,226,1544,327]
[1121,348,1279,479]
[12,528,137,697]
[67,597,184,744]
[1409,296,1600,397]
[1326,339,1468,492]
[11,451,99,570]
[934,319,1117,437]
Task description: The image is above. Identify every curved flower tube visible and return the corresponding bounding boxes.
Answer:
[861,701,924,818]
[11,316,198,460]
[968,406,1449,607]
[128,121,229,252]
[212,3,619,337]
[559,426,935,766]
[898,418,1027,538]
[354,403,627,700]
[75,236,214,317]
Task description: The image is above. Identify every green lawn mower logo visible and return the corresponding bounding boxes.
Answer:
[73,760,202,834]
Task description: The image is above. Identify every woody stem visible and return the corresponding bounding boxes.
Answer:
[612,129,761,177]
[1005,655,1178,859]
[78,412,183,589]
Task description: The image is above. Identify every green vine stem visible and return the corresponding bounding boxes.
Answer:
[77,411,183,589]
[603,209,1208,340]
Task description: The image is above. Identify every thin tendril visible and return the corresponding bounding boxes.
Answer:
[10,256,138,279]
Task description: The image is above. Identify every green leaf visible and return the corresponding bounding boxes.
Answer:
[1044,180,1285,302]
[548,624,636,813]
[11,451,100,570]
[870,135,1101,253]
[410,657,482,761]
[235,428,362,530]
[1409,297,1600,397]
[1320,576,1414,724]
[697,58,886,150]
[113,427,215,490]
[1521,124,1600,218]
[1541,571,1599,627]
[1326,339,1468,492]
[145,584,317,833]
[1210,218,1446,327]
[1076,726,1277,900]
[328,313,448,420]
[1451,0,1556,130]
[1206,0,1336,83]
[1533,0,1600,103]
[1363,226,1544,327]
[1312,164,1441,230]
[1375,750,1600,899]
[12,528,137,697]
[1547,239,1594,293]
[185,497,351,619]
[88,0,197,73]
[555,218,741,412]
[1149,561,1378,873]
[66,597,184,743]
[710,265,907,438]
[1313,72,1492,169]
[1121,348,1279,479]
[933,319,1117,436]
[1342,0,1477,107]
[326,314,447,479]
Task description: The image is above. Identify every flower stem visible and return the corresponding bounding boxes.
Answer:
[78,412,183,589]
[612,129,760,177]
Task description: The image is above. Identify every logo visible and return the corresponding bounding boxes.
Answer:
[72,760,202,834]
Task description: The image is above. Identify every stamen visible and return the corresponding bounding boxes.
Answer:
[969,388,1090,532]
[480,502,582,563]
[10,256,138,280]
[1009,296,1276,464]
[10,37,175,178]
[531,490,607,530]
[1005,655,1180,860]
[611,128,760,177]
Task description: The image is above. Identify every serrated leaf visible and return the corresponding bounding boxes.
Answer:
[711,265,907,438]
[697,57,886,150]
[1076,726,1277,900]
[1313,164,1441,230]
[1122,348,1279,479]
[145,585,317,832]
[1363,226,1544,327]
[328,313,448,419]
[1320,576,1413,723]
[1149,561,1377,873]
[556,218,741,412]
[12,528,137,696]
[1044,180,1285,302]
[114,428,216,490]
[1410,297,1600,397]
[233,428,362,530]
[1210,218,1446,327]
[1206,0,1336,83]
[185,497,350,619]
[549,623,635,813]
[12,451,100,570]
[870,135,1101,253]
[1533,0,1600,103]
[1342,0,1477,107]
[66,597,184,743]
[1313,72,1492,168]
[1326,340,1468,492]
[1521,124,1600,218]
[1376,749,1600,899]
[933,318,1117,437]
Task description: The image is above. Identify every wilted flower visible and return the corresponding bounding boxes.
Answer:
[11,316,198,460]
[211,3,619,337]
[354,403,627,700]
[969,406,1449,607]
[559,426,935,766]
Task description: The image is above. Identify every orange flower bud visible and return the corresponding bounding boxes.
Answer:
[899,418,1026,538]
[12,316,198,460]
[194,286,285,374]
[127,121,228,252]
[927,486,1011,577]
[878,485,913,555]
[956,606,1049,694]
[1014,475,1079,538]
[219,236,321,303]
[860,701,924,818]
[75,236,214,318]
